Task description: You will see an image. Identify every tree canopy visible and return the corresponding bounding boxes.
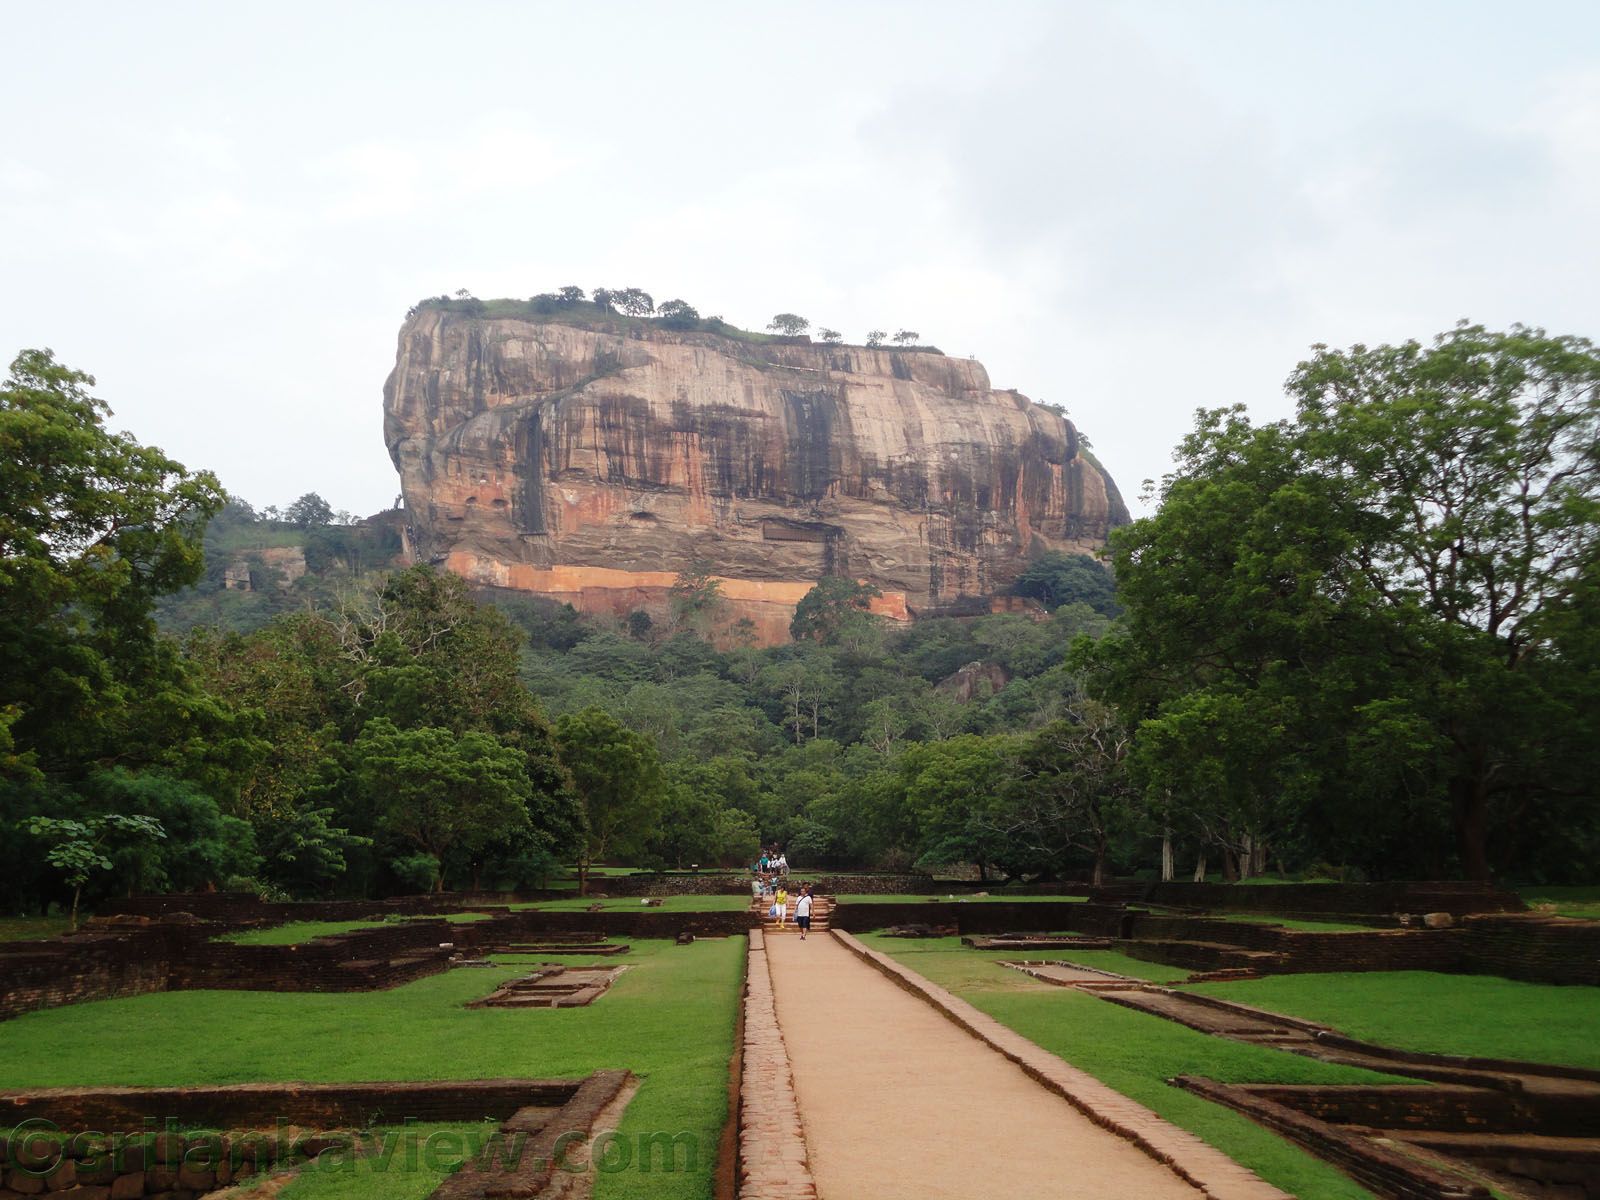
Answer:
[767,313,810,337]
[1012,552,1120,616]
[790,576,882,644]
[1079,323,1600,881]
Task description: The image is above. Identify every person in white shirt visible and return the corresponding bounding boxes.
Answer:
[795,888,814,939]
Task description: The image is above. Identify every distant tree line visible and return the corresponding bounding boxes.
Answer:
[409,289,929,349]
[5,319,1595,919]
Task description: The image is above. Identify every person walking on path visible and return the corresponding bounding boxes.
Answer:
[775,884,789,928]
[795,888,813,939]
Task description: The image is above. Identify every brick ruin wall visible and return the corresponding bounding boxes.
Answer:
[0,902,759,1021]
[3,886,1593,1023]
[0,1075,628,1200]
[1129,880,1524,916]
[828,902,1600,982]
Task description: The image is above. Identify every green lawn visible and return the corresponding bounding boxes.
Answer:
[1188,971,1600,1069]
[1519,885,1600,920]
[216,913,497,945]
[829,893,1089,904]
[516,895,751,913]
[881,935,1193,984]
[412,910,498,923]
[862,934,1396,1200]
[1205,913,1377,933]
[0,916,72,941]
[0,938,745,1200]
[217,919,393,945]
[281,1122,497,1199]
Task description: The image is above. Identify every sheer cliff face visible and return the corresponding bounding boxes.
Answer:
[385,310,1127,642]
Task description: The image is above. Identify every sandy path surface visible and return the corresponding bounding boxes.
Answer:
[766,933,1203,1200]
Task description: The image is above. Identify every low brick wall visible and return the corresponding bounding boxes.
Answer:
[0,1075,628,1200]
[174,922,459,993]
[460,909,756,942]
[1126,881,1523,917]
[1125,941,1279,973]
[432,1071,631,1200]
[828,901,1124,936]
[1173,1078,1494,1200]
[1459,914,1600,986]
[1231,1083,1600,1138]
[585,874,751,898]
[737,931,817,1200]
[0,903,759,1022]
[101,892,499,927]
[595,872,958,898]
[0,1078,580,1131]
[831,902,1518,978]
[0,938,172,1021]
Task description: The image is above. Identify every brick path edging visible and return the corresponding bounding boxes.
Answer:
[830,930,1290,1200]
[737,930,818,1199]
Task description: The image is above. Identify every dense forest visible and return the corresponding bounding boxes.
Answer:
[4,322,1597,917]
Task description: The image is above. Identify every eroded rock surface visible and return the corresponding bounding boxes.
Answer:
[385,310,1127,642]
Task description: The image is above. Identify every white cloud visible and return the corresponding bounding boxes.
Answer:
[1,1,1597,516]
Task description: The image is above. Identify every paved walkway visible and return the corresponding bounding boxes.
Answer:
[764,931,1207,1200]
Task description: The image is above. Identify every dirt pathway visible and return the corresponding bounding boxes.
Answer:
[764,932,1204,1200]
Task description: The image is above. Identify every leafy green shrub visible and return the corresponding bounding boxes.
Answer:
[390,854,440,893]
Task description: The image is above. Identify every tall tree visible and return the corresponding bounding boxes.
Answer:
[351,719,532,891]
[669,559,725,635]
[0,349,226,784]
[23,813,166,930]
[554,707,665,893]
[284,492,334,528]
[615,288,655,316]
[900,734,1017,879]
[657,299,699,327]
[1012,552,1120,616]
[1081,324,1600,881]
[990,702,1136,886]
[791,576,882,644]
[1285,324,1600,878]
[767,314,810,336]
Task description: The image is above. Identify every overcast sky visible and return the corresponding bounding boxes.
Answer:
[5,1,1598,517]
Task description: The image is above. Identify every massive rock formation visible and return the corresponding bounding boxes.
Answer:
[384,308,1127,643]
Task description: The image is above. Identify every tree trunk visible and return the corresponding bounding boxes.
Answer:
[1251,838,1268,878]
[1161,832,1174,883]
[70,884,82,933]
[1222,847,1240,883]
[578,855,590,897]
[1451,775,1492,881]
[1091,834,1108,888]
[1192,851,1207,883]
[1237,835,1253,881]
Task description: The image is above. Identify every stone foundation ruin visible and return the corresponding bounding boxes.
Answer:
[0,1074,631,1200]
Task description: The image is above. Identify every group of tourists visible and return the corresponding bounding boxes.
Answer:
[752,848,816,939]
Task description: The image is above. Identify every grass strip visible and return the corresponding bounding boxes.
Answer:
[0,937,744,1200]
[863,933,1395,1200]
